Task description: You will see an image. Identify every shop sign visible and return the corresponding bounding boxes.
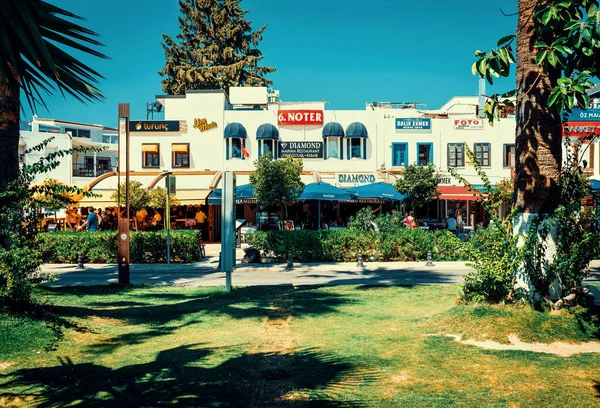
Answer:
[568,108,600,121]
[279,141,323,158]
[395,118,431,132]
[563,121,600,137]
[193,118,217,132]
[337,173,376,185]
[454,118,484,130]
[130,120,180,132]
[439,176,453,185]
[277,110,323,126]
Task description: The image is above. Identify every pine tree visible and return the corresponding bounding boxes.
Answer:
[159,0,275,95]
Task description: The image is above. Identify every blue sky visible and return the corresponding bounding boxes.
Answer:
[30,0,517,128]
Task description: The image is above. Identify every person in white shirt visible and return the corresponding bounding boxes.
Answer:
[446,211,457,232]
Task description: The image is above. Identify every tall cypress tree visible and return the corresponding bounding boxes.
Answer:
[160,0,275,95]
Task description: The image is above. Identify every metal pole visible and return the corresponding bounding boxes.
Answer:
[318,200,321,230]
[166,174,171,267]
[117,103,130,285]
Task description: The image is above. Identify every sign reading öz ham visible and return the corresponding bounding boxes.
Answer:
[454,118,484,130]
[277,110,324,126]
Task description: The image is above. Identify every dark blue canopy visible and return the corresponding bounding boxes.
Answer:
[224,122,247,139]
[207,184,255,205]
[322,122,345,138]
[592,179,600,191]
[300,182,352,201]
[345,122,368,138]
[256,123,279,140]
[345,182,406,201]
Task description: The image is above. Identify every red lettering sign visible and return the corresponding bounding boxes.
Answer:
[563,121,600,137]
[277,110,324,126]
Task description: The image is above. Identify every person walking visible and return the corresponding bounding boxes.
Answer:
[78,207,99,232]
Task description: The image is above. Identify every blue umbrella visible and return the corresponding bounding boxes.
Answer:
[345,182,406,201]
[208,184,256,205]
[300,182,352,229]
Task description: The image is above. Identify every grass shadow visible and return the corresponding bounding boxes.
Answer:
[1,344,370,407]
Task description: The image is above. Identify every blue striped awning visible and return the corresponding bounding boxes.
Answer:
[345,122,368,138]
[322,122,345,138]
[256,123,279,140]
[224,122,247,139]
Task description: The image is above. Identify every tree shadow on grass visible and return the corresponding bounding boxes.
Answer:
[1,344,370,407]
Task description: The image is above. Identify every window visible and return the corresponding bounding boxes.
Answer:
[65,128,91,138]
[18,144,26,164]
[259,140,277,158]
[392,143,408,166]
[503,144,516,168]
[39,124,60,133]
[417,143,433,165]
[102,135,118,144]
[172,144,190,168]
[349,138,363,159]
[102,135,110,144]
[142,144,160,167]
[325,137,342,159]
[474,143,491,166]
[447,143,464,168]
[226,138,247,160]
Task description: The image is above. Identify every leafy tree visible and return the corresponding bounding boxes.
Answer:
[0,0,107,191]
[1,139,99,312]
[394,164,441,214]
[250,153,304,219]
[111,181,151,230]
[473,0,600,304]
[488,178,514,213]
[159,0,275,95]
[149,187,180,210]
[33,178,76,221]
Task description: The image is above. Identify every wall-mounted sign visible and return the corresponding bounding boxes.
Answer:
[277,110,324,126]
[395,118,431,132]
[337,173,376,185]
[454,118,484,130]
[193,118,218,132]
[568,108,600,122]
[279,141,323,158]
[130,120,180,132]
[563,121,600,137]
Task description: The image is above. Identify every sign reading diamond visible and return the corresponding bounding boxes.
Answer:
[279,141,323,159]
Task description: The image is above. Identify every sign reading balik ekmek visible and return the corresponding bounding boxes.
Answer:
[130,120,180,132]
[395,118,431,132]
[279,141,323,158]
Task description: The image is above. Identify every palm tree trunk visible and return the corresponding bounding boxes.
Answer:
[514,0,563,300]
[515,0,562,213]
[0,73,21,192]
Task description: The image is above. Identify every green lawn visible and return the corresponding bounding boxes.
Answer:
[1,285,600,407]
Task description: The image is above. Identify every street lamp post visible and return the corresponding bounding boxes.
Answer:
[162,170,173,267]
[117,103,131,284]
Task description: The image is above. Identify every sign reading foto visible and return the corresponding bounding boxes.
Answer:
[277,110,324,126]
[395,118,431,132]
[130,120,180,132]
[279,141,323,158]
[454,118,484,130]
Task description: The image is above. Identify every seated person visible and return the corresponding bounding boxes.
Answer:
[150,210,162,229]
[445,211,457,232]
[195,207,208,224]
[65,208,79,230]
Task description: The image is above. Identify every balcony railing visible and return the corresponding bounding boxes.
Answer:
[72,163,115,177]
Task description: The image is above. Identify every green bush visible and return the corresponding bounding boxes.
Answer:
[35,230,200,263]
[247,228,467,262]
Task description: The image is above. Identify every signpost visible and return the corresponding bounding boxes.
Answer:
[279,141,323,158]
[221,171,235,293]
[117,103,130,284]
[164,172,175,267]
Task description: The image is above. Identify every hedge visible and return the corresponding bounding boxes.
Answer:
[35,230,201,263]
[246,229,468,262]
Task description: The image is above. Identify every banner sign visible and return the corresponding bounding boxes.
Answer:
[130,120,180,132]
[563,121,600,137]
[277,110,324,126]
[568,108,600,122]
[454,118,484,130]
[395,118,431,132]
[279,141,323,158]
[337,173,376,185]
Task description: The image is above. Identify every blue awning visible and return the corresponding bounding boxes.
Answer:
[345,182,406,201]
[322,122,345,138]
[256,123,279,140]
[224,122,247,139]
[207,184,256,205]
[345,122,368,138]
[592,180,600,191]
[300,182,352,201]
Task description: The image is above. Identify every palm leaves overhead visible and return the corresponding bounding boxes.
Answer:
[0,0,108,109]
[160,0,276,95]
